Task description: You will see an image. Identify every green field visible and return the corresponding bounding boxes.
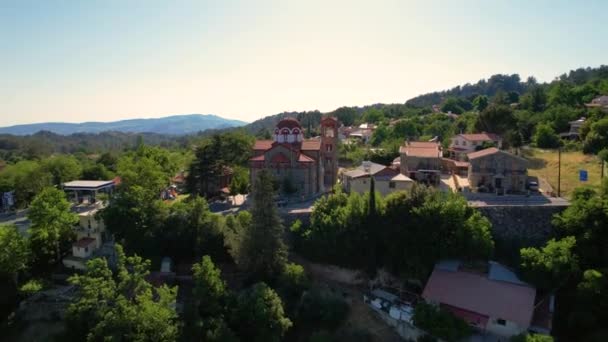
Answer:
[524,148,603,199]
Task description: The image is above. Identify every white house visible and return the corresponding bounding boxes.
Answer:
[449,133,502,161]
[342,161,414,196]
[63,204,107,270]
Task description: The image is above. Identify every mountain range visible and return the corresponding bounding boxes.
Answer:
[0,114,247,135]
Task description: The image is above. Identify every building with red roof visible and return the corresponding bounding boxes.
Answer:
[398,141,442,185]
[250,117,338,197]
[423,260,538,338]
[467,147,528,194]
[449,133,503,161]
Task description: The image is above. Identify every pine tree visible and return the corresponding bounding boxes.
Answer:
[368,176,376,216]
[241,170,288,281]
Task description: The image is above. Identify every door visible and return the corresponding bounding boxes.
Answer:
[495,177,502,189]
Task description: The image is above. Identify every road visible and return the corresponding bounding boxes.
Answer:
[0,209,30,235]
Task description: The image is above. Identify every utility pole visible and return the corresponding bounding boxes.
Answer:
[557,147,561,197]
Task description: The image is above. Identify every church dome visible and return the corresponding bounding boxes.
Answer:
[274,118,303,143]
[276,117,302,130]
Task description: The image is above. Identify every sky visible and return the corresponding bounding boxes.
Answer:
[1,0,606,126]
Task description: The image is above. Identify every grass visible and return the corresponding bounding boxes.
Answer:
[524,147,603,199]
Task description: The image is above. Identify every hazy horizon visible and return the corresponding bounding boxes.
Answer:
[2,0,607,126]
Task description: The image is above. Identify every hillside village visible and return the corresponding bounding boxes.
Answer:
[2,66,608,342]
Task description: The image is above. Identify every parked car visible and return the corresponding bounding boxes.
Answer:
[527,181,539,191]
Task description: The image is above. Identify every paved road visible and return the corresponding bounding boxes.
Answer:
[0,209,30,235]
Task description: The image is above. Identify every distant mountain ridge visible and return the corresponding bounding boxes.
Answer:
[0,114,247,135]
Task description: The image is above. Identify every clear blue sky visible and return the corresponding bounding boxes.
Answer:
[1,0,606,126]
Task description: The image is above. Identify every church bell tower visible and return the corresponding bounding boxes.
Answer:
[320,117,338,188]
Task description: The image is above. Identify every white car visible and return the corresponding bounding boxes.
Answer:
[528,181,539,191]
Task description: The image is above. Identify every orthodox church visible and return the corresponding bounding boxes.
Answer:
[249,116,338,197]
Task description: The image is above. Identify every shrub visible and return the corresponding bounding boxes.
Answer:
[298,287,350,330]
[412,302,472,342]
[18,279,44,297]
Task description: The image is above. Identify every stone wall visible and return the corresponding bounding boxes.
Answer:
[475,205,567,242]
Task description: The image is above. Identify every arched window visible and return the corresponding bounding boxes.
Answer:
[281,128,290,142]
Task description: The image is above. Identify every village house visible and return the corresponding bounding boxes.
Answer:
[449,133,502,161]
[467,147,528,194]
[342,161,414,196]
[399,141,442,185]
[61,179,117,270]
[585,95,608,111]
[559,117,586,140]
[422,260,538,338]
[250,117,338,198]
[62,202,108,270]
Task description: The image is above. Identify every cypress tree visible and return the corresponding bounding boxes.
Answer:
[241,170,288,281]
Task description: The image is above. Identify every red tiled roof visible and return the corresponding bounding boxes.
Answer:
[253,140,274,151]
[467,147,500,159]
[423,268,535,327]
[399,141,441,158]
[298,153,315,163]
[301,140,321,150]
[442,304,489,328]
[276,117,302,130]
[73,237,96,248]
[458,133,501,142]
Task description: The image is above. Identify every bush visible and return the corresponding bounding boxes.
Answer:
[412,302,472,342]
[511,333,554,342]
[18,279,44,297]
[297,287,350,330]
[533,123,561,148]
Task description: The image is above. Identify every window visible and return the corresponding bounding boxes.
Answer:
[326,144,333,152]
[462,141,467,146]
[496,318,506,326]
[455,140,459,146]
[85,247,89,253]
[325,128,334,137]
[389,181,396,188]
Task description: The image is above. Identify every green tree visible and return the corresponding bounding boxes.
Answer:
[520,86,547,112]
[82,163,114,180]
[583,117,608,154]
[277,262,310,313]
[475,104,517,135]
[520,237,579,290]
[0,160,52,207]
[117,147,171,194]
[66,245,179,342]
[28,187,78,272]
[240,170,288,281]
[0,224,29,284]
[229,166,250,197]
[413,302,472,342]
[533,123,561,148]
[331,107,358,126]
[223,211,251,265]
[41,155,82,186]
[233,282,292,342]
[192,255,226,316]
[161,197,228,261]
[102,185,168,258]
[472,95,489,111]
